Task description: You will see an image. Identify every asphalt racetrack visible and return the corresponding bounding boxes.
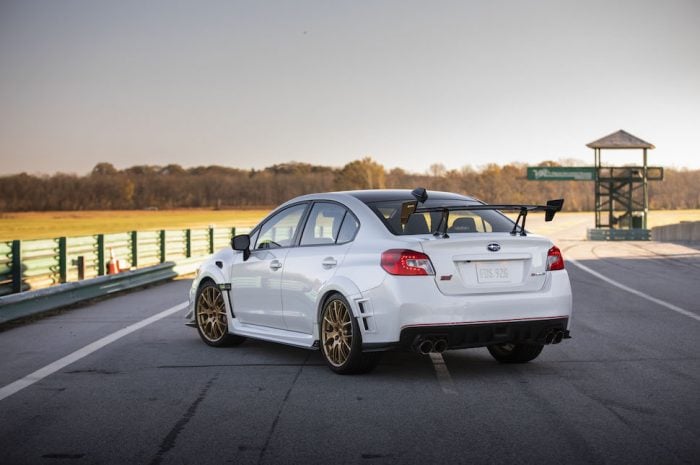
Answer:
[1,224,698,464]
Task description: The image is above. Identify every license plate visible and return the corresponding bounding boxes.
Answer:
[475,261,512,283]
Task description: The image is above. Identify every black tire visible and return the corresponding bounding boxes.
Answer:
[487,343,544,363]
[319,293,381,374]
[195,280,246,347]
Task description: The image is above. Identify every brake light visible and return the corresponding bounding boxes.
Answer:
[381,249,435,276]
[546,246,565,271]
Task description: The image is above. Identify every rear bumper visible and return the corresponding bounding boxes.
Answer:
[355,270,573,345]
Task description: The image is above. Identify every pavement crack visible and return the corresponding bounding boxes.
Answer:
[157,363,323,369]
[150,374,218,465]
[66,369,122,375]
[362,453,394,459]
[41,453,85,459]
[257,353,309,465]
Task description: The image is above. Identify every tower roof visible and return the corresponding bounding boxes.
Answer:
[586,130,655,149]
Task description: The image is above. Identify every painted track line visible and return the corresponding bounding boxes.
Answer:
[429,353,457,394]
[0,302,188,402]
[568,258,700,322]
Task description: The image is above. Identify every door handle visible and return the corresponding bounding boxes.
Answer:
[321,257,337,268]
[270,260,283,271]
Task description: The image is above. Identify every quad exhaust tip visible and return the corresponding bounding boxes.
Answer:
[552,331,564,344]
[414,338,448,354]
[545,331,555,344]
[433,339,447,353]
[544,330,566,345]
[417,340,434,354]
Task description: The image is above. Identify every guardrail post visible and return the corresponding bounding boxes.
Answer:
[208,227,214,254]
[185,229,192,258]
[231,227,236,240]
[160,230,166,263]
[131,231,139,268]
[11,240,22,293]
[76,256,85,280]
[96,234,105,276]
[58,237,68,283]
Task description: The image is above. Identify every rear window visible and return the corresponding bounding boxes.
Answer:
[367,199,515,235]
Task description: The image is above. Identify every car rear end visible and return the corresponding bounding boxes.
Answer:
[351,192,572,354]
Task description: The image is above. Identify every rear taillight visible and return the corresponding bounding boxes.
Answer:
[381,249,435,276]
[546,246,565,271]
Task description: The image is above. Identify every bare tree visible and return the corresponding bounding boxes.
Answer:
[0,161,696,212]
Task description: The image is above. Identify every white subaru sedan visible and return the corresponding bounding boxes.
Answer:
[186,189,572,374]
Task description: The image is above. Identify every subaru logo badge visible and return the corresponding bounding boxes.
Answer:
[487,243,501,252]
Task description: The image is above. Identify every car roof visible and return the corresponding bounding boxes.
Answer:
[343,189,476,203]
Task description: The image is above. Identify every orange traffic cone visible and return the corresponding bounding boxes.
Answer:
[107,248,119,274]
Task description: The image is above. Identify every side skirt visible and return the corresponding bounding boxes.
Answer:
[230,319,319,350]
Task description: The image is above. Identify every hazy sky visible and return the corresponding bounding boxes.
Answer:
[1,0,699,175]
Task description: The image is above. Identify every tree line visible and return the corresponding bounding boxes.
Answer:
[1,158,697,211]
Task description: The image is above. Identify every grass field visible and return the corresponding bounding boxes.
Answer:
[1,209,699,242]
[646,210,700,228]
[0,209,273,241]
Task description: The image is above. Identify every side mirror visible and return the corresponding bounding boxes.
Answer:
[231,234,251,261]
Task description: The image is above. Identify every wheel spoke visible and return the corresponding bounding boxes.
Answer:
[196,285,228,342]
[333,344,341,363]
[202,289,212,308]
[321,298,356,367]
[332,301,340,323]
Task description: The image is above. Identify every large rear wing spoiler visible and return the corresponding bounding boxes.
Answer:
[400,188,564,237]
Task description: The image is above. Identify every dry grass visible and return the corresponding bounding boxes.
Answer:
[0,209,272,241]
[646,210,700,228]
[1,209,699,242]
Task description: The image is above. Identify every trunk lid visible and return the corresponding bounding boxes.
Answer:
[418,233,552,295]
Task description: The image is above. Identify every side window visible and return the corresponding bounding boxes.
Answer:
[300,202,347,246]
[248,229,260,248]
[336,212,359,243]
[255,204,307,249]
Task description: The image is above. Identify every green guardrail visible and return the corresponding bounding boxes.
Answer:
[0,226,247,323]
[0,263,180,324]
[0,226,239,298]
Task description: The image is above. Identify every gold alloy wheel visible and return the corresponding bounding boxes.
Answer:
[196,285,228,343]
[321,299,353,367]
